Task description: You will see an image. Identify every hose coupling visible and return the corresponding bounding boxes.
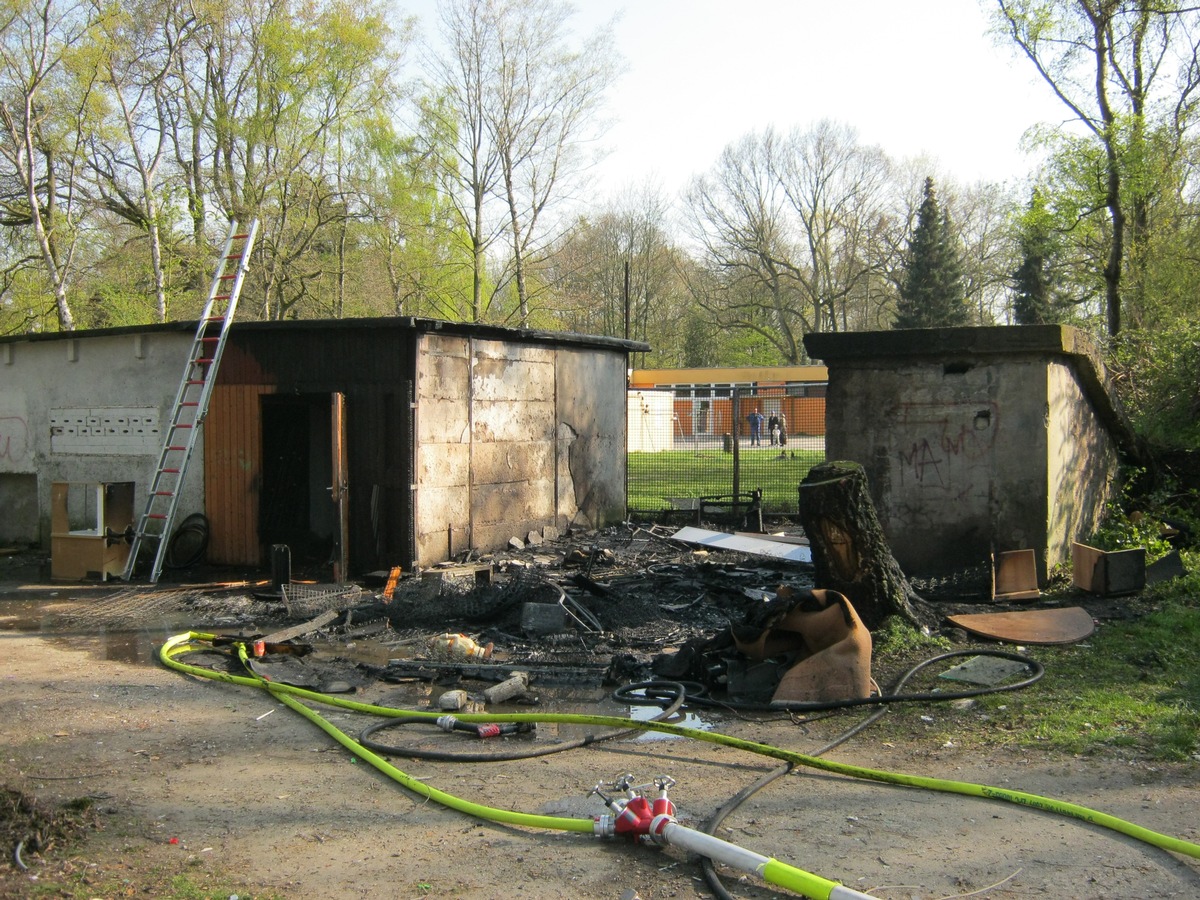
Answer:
[590,775,678,842]
[435,715,533,739]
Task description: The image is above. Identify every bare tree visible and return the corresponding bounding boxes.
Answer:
[543,181,691,363]
[684,129,806,361]
[489,0,614,325]
[684,123,896,361]
[425,0,615,325]
[773,121,893,333]
[91,0,194,322]
[423,1,504,321]
[949,179,1021,325]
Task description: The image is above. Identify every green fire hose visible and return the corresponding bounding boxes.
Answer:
[160,631,1200,897]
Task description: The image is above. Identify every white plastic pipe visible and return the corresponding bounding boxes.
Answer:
[659,822,877,900]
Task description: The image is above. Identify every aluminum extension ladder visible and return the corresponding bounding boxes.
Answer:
[123,219,259,583]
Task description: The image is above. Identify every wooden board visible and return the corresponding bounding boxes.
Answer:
[992,548,1040,601]
[947,606,1095,645]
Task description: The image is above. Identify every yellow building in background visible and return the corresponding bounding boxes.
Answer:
[629,366,828,440]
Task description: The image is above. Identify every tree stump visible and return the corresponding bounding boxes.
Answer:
[798,460,927,631]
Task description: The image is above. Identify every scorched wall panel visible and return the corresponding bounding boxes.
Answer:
[414,336,472,564]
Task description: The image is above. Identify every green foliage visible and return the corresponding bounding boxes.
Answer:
[1144,549,1200,609]
[1087,468,1176,561]
[1110,320,1200,450]
[893,177,969,329]
[872,615,951,662]
[1010,187,1065,324]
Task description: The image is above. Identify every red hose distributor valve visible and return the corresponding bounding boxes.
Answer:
[591,775,677,843]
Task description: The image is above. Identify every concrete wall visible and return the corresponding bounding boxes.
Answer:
[413,334,628,567]
[1046,362,1120,567]
[0,329,201,546]
[806,326,1127,582]
[555,345,628,529]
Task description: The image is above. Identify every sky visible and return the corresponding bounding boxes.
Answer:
[403,1,1074,199]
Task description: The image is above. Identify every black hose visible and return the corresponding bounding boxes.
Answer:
[359,680,689,763]
[616,650,1043,714]
[698,647,1043,900]
[165,513,209,569]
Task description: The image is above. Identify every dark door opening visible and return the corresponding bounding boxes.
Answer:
[260,394,335,568]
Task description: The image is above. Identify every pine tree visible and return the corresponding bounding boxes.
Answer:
[893,177,968,329]
[1011,188,1059,325]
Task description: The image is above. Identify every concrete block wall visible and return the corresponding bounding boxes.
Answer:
[806,326,1128,582]
[0,328,201,546]
[413,334,628,568]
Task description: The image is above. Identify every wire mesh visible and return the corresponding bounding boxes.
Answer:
[627,385,826,516]
[282,582,362,618]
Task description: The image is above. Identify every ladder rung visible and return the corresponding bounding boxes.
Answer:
[126,218,256,584]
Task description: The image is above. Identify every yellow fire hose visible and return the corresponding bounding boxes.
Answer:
[160,631,1200,897]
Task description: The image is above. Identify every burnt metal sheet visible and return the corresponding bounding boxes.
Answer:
[947,606,1095,645]
[671,526,813,563]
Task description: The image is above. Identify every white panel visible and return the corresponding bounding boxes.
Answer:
[50,406,161,455]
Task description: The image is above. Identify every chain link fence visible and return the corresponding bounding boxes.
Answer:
[627,384,826,520]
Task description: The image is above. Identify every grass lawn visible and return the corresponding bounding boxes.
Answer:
[627,447,824,514]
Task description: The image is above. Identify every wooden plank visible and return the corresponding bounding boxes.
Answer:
[1072,541,1146,595]
[736,531,810,546]
[206,384,269,566]
[992,549,1040,601]
[259,609,340,644]
[947,606,1095,645]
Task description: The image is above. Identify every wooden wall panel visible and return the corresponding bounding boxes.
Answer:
[205,384,273,565]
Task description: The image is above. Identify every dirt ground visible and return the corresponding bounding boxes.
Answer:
[2,533,1199,900]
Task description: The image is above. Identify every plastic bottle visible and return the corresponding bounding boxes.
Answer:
[428,632,494,660]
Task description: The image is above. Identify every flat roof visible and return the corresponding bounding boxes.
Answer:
[0,315,650,354]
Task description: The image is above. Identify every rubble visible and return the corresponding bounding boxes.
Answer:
[33,517,1160,710]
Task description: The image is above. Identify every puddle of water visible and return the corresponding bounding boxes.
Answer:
[626,702,713,741]
[3,597,719,741]
[0,596,247,664]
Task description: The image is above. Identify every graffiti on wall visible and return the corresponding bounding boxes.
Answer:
[891,402,998,494]
[0,415,30,467]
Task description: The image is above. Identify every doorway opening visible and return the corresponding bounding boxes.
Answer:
[260,394,335,568]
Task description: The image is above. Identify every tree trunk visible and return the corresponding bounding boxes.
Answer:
[798,460,928,630]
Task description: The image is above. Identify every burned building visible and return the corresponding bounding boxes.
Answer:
[0,318,644,577]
